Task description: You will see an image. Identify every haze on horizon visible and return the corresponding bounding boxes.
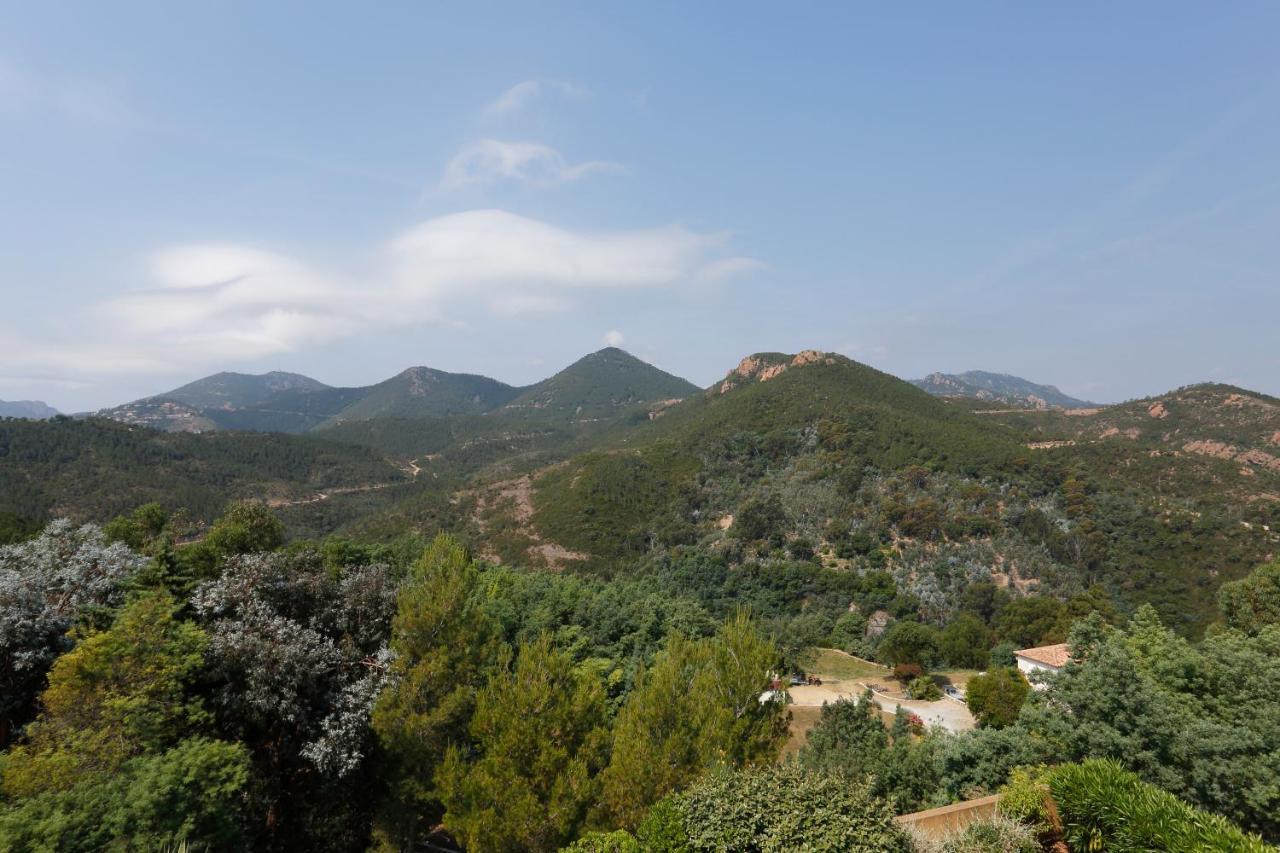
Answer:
[2,2,1278,413]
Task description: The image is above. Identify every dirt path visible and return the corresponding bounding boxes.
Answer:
[265,480,401,508]
[467,467,589,569]
[788,680,975,733]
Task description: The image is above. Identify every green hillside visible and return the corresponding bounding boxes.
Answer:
[501,347,699,421]
[0,417,404,526]
[326,366,520,423]
[524,352,1277,634]
[165,371,330,409]
[530,351,1027,560]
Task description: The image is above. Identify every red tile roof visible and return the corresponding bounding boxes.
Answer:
[1014,643,1071,668]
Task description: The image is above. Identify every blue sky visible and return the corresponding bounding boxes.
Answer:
[3,2,1278,410]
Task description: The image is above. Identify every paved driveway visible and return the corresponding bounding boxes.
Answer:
[788,680,975,733]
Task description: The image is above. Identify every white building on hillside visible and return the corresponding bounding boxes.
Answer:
[1013,643,1070,688]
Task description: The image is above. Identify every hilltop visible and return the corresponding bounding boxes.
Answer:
[0,400,60,419]
[912,370,1095,409]
[499,351,1276,633]
[92,348,699,435]
[502,347,698,421]
[326,366,519,422]
[164,371,330,409]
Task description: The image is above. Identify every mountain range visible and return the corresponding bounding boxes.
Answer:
[7,348,1276,634]
[911,370,1095,409]
[0,399,60,419]
[93,348,698,434]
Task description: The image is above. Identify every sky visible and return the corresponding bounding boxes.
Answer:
[2,2,1279,412]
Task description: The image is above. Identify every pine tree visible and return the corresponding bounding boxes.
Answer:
[436,634,609,852]
[370,534,499,850]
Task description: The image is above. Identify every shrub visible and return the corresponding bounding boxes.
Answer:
[997,766,1056,835]
[894,663,924,682]
[988,642,1016,667]
[1049,759,1271,852]
[559,830,643,852]
[636,795,691,852]
[964,668,1029,729]
[908,676,942,701]
[913,812,1040,853]
[677,763,912,852]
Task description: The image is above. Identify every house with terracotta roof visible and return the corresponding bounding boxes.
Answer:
[1013,643,1070,686]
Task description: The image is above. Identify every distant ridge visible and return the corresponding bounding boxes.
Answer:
[165,371,330,409]
[92,348,700,434]
[911,370,1095,409]
[0,399,60,419]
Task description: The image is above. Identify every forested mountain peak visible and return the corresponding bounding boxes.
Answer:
[501,347,699,418]
[911,370,1095,409]
[327,366,519,422]
[165,370,331,409]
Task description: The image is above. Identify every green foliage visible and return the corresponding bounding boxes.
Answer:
[909,676,943,700]
[879,619,940,668]
[600,613,787,828]
[0,416,402,525]
[939,603,1280,838]
[102,502,169,551]
[734,493,788,544]
[996,765,1055,834]
[0,511,42,545]
[1218,559,1280,635]
[2,591,208,798]
[799,691,888,777]
[371,534,499,848]
[940,613,993,669]
[182,501,286,578]
[965,668,1030,729]
[558,830,643,852]
[1049,759,1270,852]
[799,693,941,813]
[676,763,912,852]
[993,595,1066,648]
[988,641,1016,667]
[0,737,249,852]
[0,592,247,851]
[436,634,609,852]
[634,795,691,852]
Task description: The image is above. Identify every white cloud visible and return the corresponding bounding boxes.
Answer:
[442,139,622,189]
[604,329,625,347]
[484,79,589,117]
[4,210,760,381]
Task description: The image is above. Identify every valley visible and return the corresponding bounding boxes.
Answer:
[4,346,1278,851]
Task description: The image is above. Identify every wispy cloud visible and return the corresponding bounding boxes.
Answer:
[441,139,623,189]
[696,257,768,282]
[484,79,589,118]
[1,210,761,381]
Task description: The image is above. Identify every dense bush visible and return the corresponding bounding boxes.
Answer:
[964,668,1030,729]
[1049,759,1270,852]
[677,763,912,852]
